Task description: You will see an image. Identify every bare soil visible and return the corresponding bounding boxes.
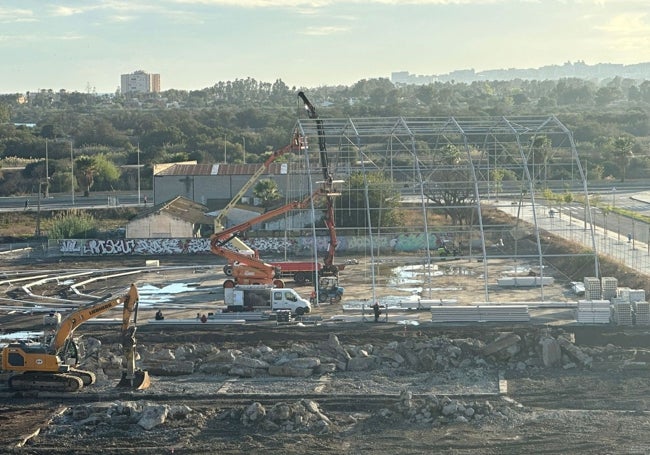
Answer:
[2,245,650,453]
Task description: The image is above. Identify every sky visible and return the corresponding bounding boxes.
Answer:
[1,0,649,94]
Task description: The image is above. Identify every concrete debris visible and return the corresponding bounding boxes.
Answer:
[83,328,597,384]
[58,401,195,432]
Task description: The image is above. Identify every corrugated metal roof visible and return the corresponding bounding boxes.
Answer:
[131,196,214,224]
[156,164,216,176]
[156,163,287,176]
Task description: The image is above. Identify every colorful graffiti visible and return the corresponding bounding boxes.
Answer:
[56,232,449,256]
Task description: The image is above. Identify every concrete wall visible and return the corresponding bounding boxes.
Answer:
[53,231,451,257]
[126,212,195,238]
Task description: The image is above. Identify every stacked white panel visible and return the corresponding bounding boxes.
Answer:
[584,277,601,300]
[431,305,530,323]
[601,277,618,300]
[635,302,650,325]
[613,303,633,326]
[576,300,611,324]
[617,287,631,301]
[629,289,646,303]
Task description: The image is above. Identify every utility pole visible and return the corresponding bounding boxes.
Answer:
[137,143,141,205]
[45,139,49,198]
[70,140,75,205]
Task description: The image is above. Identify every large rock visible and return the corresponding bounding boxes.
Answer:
[138,404,168,430]
[539,336,562,367]
[268,364,313,377]
[557,336,592,368]
[483,333,521,356]
[347,355,380,371]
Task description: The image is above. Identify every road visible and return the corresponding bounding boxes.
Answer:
[0,190,153,212]
[499,190,650,277]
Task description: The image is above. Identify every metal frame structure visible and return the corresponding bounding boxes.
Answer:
[294,115,597,303]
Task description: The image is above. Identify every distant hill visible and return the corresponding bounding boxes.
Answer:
[392,61,650,85]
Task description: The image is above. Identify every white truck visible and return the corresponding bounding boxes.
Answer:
[223,285,312,316]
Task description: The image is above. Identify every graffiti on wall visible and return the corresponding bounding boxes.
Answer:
[57,232,448,256]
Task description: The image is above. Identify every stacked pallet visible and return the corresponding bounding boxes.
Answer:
[576,300,611,324]
[617,287,631,302]
[584,277,601,300]
[612,302,633,326]
[601,277,618,300]
[431,305,530,323]
[629,289,646,303]
[635,302,650,325]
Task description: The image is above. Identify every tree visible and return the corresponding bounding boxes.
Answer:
[423,144,476,226]
[74,155,97,196]
[335,171,399,230]
[611,135,635,182]
[253,179,282,208]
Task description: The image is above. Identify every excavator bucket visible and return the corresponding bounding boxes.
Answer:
[117,369,150,390]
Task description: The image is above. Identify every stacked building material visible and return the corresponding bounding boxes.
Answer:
[629,289,646,303]
[601,277,618,300]
[617,287,631,302]
[431,305,530,323]
[583,277,601,300]
[635,302,650,325]
[576,300,611,324]
[612,302,633,326]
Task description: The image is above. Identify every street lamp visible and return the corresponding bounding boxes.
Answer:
[70,140,75,206]
[45,138,49,198]
[137,143,141,205]
[612,187,616,208]
[36,178,49,237]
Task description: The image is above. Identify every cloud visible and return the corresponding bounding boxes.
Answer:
[301,25,350,35]
[0,7,36,23]
[597,12,650,50]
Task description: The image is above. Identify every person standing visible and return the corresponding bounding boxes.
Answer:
[372,302,381,323]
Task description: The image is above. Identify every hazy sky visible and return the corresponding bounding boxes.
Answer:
[1,0,649,94]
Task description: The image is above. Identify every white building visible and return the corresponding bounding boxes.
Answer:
[120,70,161,94]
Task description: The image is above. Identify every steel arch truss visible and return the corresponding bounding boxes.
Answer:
[294,116,597,303]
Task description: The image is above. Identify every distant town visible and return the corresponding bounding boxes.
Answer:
[391,61,650,85]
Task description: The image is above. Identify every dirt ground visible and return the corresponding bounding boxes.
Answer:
[3,252,650,454]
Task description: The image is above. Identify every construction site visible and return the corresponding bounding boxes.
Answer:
[2,111,650,453]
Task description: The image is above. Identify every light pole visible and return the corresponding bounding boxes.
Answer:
[70,140,75,205]
[45,139,49,198]
[612,187,616,208]
[137,143,141,205]
[36,178,49,237]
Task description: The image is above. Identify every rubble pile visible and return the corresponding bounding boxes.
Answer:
[388,390,523,426]
[218,399,335,434]
[80,328,600,381]
[51,401,196,432]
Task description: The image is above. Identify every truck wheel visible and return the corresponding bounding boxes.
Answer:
[273,279,285,288]
[318,294,327,303]
[223,265,233,276]
[333,295,342,303]
[293,272,306,284]
[295,307,305,316]
[223,279,235,288]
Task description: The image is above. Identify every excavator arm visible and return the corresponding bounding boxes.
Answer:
[50,284,139,354]
[2,284,149,392]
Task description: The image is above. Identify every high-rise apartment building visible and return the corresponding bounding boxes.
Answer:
[120,70,161,94]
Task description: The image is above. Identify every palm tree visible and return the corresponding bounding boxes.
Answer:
[612,135,635,182]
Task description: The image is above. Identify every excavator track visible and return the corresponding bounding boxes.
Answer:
[69,368,96,386]
[8,372,85,392]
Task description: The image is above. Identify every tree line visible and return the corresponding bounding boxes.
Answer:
[0,76,649,198]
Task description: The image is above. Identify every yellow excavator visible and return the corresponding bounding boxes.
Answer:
[1,283,150,392]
